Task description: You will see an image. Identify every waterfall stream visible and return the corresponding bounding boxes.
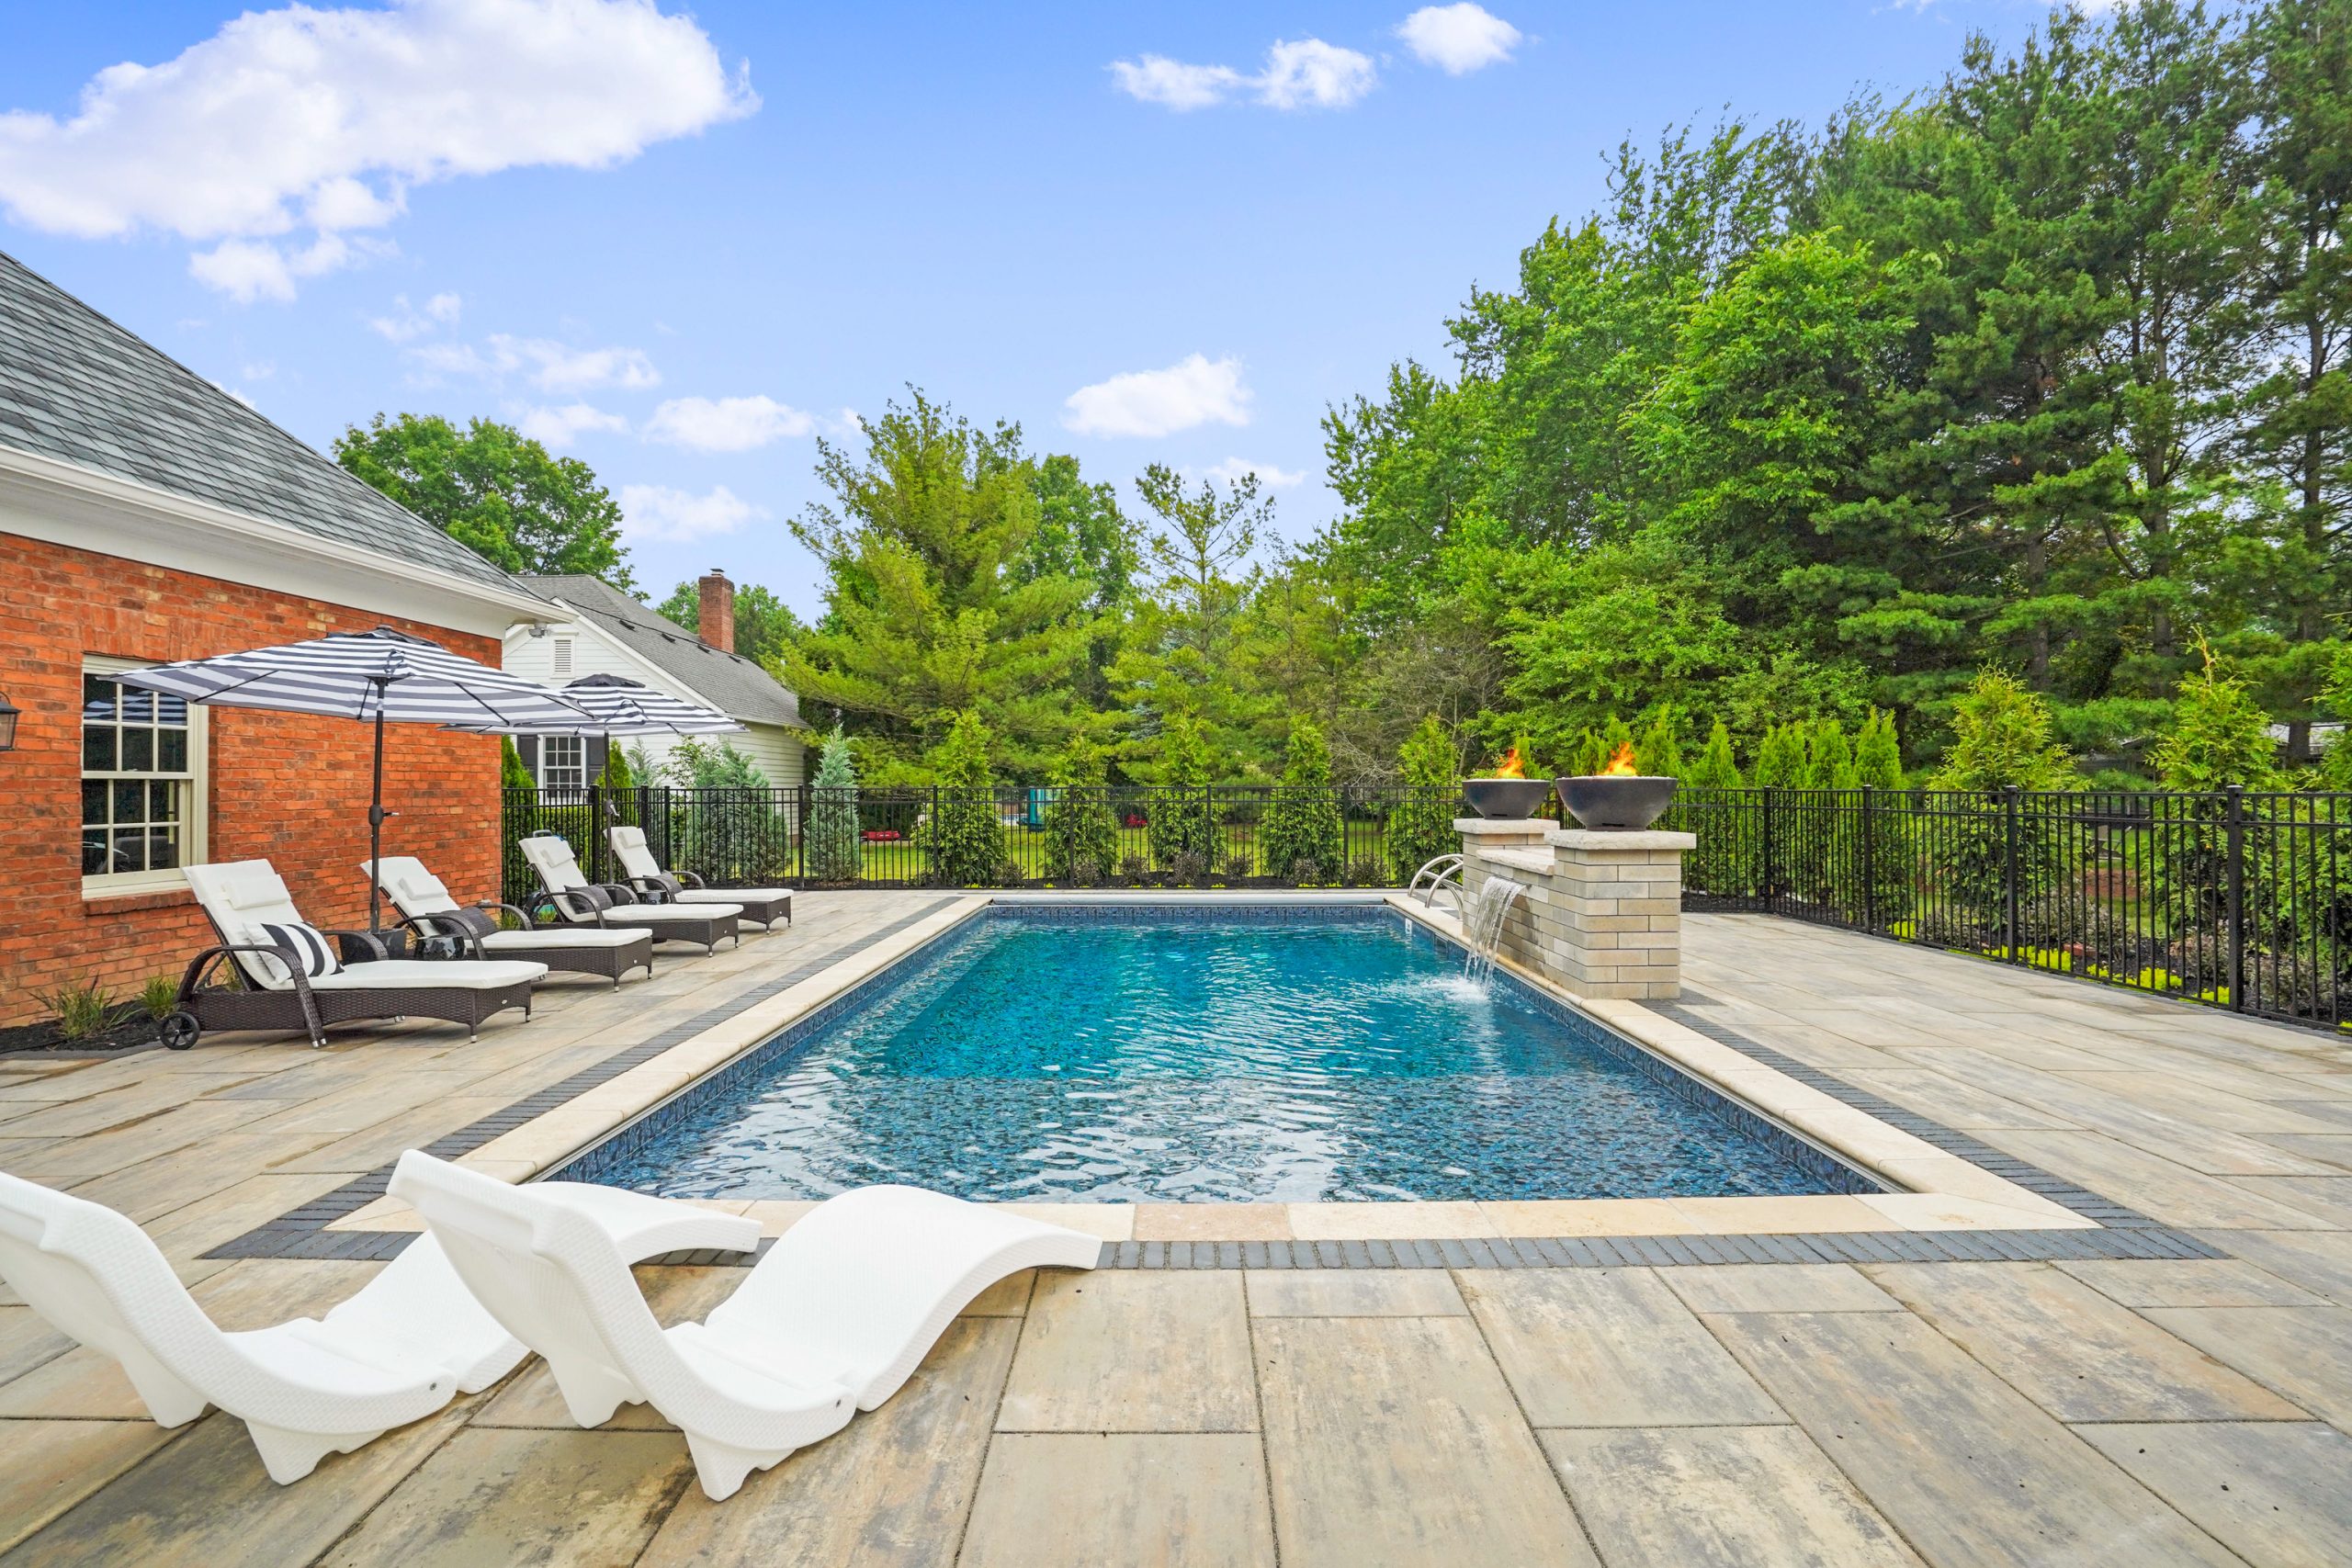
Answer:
[1461,874,1528,987]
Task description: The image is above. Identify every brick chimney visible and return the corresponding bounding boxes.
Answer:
[697,569,735,653]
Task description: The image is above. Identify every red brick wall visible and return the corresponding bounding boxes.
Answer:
[0,533,507,1024]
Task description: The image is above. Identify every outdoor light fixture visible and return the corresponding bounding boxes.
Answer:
[0,690,18,751]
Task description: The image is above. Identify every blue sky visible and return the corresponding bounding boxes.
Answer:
[0,1,2064,618]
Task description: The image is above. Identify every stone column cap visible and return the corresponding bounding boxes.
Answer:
[1454,818,1552,837]
[1547,828,1697,851]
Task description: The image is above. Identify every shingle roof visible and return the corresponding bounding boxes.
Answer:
[525,573,802,728]
[0,249,520,593]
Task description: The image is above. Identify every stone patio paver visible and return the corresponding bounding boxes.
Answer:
[1865,1261,2307,1423]
[959,1434,1276,1568]
[1710,1309,2242,1567]
[2138,1305,2352,1428]
[1464,1267,1784,1427]
[1254,1314,1597,1568]
[1543,1425,1925,1567]
[997,1271,1255,1433]
[2073,1421,2352,1568]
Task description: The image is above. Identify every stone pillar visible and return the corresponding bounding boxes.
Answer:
[1454,819,1697,1000]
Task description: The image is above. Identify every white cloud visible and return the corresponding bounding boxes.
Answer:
[1256,39,1378,108]
[1064,354,1252,438]
[368,290,461,343]
[516,401,628,448]
[1110,37,1374,111]
[1396,5,1521,74]
[618,482,763,543]
[1108,56,1243,111]
[0,0,756,300]
[409,332,658,392]
[188,231,392,302]
[1204,457,1306,489]
[642,394,816,452]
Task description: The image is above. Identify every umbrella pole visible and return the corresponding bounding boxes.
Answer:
[368,694,387,934]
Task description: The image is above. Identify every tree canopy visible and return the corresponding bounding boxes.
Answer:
[334,412,633,589]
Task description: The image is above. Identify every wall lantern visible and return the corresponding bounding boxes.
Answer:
[0,691,18,751]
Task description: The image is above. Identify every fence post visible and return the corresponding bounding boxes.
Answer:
[2225,784,2246,1013]
[797,783,809,883]
[929,785,941,888]
[586,784,606,885]
[2002,785,2021,961]
[1759,785,1777,913]
[1860,784,1876,932]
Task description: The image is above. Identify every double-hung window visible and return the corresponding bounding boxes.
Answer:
[81,658,207,892]
[540,734,587,789]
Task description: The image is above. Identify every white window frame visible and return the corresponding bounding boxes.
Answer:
[540,734,587,789]
[81,655,209,897]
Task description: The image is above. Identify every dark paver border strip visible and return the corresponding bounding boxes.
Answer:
[205,905,2226,1268]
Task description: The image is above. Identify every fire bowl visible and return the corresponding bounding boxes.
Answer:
[1555,774,1677,831]
[1462,777,1555,819]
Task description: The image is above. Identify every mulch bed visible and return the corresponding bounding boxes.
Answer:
[0,1006,167,1057]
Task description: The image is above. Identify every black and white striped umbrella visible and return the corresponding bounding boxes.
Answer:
[447,672,743,737]
[116,628,593,931]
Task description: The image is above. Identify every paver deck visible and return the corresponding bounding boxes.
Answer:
[6,904,2352,1564]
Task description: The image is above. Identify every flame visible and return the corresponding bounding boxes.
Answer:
[1600,741,1640,777]
[1491,746,1526,780]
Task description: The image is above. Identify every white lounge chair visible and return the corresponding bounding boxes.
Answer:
[0,1170,759,1483]
[391,1152,1102,1499]
[609,825,791,931]
[173,861,548,1049]
[516,833,745,955]
[366,856,656,989]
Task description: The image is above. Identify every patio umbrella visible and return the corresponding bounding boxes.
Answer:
[448,672,744,738]
[114,627,594,931]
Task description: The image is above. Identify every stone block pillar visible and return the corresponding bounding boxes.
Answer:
[1453,819,1697,1000]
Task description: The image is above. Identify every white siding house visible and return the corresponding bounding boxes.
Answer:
[503,572,806,790]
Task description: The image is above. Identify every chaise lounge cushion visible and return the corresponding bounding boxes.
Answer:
[368,858,653,954]
[609,827,791,907]
[517,835,744,929]
[309,959,547,992]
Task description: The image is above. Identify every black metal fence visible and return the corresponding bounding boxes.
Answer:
[1677,785,2352,1030]
[503,784,1464,903]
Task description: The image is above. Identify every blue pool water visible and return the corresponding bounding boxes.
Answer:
[580,911,1867,1203]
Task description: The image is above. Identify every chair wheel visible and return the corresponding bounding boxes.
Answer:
[159,1010,201,1051]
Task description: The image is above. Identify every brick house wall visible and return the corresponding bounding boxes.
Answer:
[0,533,505,1024]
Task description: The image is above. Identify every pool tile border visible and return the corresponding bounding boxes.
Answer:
[207,894,2227,1268]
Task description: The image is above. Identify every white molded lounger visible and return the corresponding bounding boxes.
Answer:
[392,1152,1101,1499]
[0,1170,758,1483]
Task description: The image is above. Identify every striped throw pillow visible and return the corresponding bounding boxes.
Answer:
[258,921,343,980]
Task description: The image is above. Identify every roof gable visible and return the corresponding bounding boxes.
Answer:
[0,249,518,593]
[525,573,801,728]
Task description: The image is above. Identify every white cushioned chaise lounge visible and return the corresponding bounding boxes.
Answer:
[516,832,744,955]
[393,1151,1101,1499]
[0,1170,758,1482]
[608,825,791,931]
[168,862,547,1049]
[366,856,655,988]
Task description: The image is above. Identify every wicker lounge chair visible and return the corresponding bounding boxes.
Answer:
[608,825,791,931]
[393,1151,1100,1500]
[0,1170,758,1483]
[366,856,655,989]
[516,833,743,954]
[164,861,545,1050]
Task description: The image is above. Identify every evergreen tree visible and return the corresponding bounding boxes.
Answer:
[597,740,637,828]
[1751,724,1807,788]
[1853,709,1905,789]
[1262,717,1343,882]
[1043,731,1119,880]
[1634,708,1683,776]
[1931,672,2080,792]
[1386,715,1463,883]
[1685,721,1745,789]
[500,737,534,790]
[2154,646,2284,793]
[805,727,863,884]
[1600,714,1636,772]
[1679,718,1751,896]
[925,711,1003,886]
[1148,710,1216,867]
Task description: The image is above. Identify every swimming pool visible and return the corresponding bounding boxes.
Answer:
[563,908,1878,1203]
